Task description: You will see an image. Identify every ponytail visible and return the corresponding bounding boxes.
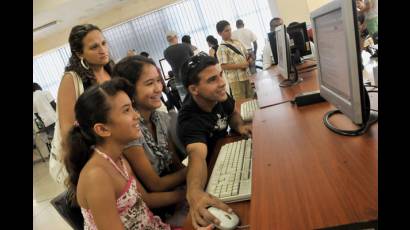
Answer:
[64,125,96,206]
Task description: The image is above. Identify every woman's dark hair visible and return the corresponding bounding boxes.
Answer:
[33,82,42,92]
[206,35,219,56]
[206,35,218,46]
[64,77,134,205]
[140,51,149,57]
[182,35,191,44]
[65,24,113,89]
[112,55,156,86]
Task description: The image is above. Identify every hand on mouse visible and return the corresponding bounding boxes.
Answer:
[238,123,252,138]
[188,189,232,229]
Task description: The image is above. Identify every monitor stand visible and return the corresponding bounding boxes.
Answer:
[323,87,378,136]
[280,53,303,87]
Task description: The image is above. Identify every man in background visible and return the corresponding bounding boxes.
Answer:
[164,31,194,101]
[262,17,284,69]
[232,19,258,74]
[33,82,56,138]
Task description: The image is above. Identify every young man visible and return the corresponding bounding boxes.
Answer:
[216,20,254,100]
[177,55,252,228]
[232,19,258,74]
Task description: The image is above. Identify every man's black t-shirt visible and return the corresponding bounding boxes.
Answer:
[177,93,235,154]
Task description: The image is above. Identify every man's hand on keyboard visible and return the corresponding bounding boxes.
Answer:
[188,189,232,229]
[238,123,252,138]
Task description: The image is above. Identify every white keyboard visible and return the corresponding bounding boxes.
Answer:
[240,99,259,121]
[206,139,252,203]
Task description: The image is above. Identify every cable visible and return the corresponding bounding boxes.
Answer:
[323,110,378,136]
[298,66,318,74]
[237,225,250,229]
[260,100,293,109]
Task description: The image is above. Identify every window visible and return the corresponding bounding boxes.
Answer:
[33,0,275,97]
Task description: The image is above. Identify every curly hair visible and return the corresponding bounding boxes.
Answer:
[65,24,113,89]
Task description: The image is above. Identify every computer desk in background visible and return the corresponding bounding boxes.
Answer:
[250,60,319,108]
[183,63,378,229]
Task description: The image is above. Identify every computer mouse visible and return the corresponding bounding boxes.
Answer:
[207,206,239,230]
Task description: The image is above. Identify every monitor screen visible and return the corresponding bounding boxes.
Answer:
[275,24,291,80]
[159,58,173,81]
[311,0,366,125]
[287,22,312,57]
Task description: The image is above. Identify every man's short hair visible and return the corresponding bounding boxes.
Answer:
[236,19,244,28]
[216,20,230,33]
[270,17,283,31]
[166,31,177,42]
[180,55,218,89]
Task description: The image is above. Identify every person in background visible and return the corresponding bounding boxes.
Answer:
[206,35,219,59]
[164,31,194,101]
[50,24,112,184]
[231,19,258,74]
[262,17,284,69]
[64,78,188,229]
[182,35,199,55]
[178,55,251,229]
[33,82,57,138]
[216,20,253,100]
[356,0,378,36]
[127,49,138,57]
[140,51,150,58]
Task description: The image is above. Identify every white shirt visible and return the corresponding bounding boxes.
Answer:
[232,28,257,50]
[33,90,56,127]
[262,35,315,70]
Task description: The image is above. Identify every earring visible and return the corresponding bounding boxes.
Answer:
[80,57,89,70]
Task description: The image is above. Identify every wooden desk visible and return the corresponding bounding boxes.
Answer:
[183,64,377,229]
[252,63,319,108]
[250,102,377,229]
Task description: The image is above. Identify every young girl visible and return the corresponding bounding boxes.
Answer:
[64,78,185,229]
[113,55,188,225]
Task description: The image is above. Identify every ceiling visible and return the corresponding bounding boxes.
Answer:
[33,0,130,42]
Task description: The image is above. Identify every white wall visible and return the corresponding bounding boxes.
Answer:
[266,0,330,25]
[33,0,179,56]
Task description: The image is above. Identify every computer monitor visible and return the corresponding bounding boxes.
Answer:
[267,31,278,65]
[287,22,312,61]
[159,58,173,81]
[311,0,377,136]
[275,24,302,87]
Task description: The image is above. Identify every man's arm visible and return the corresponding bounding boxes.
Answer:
[220,63,248,70]
[229,110,252,137]
[253,41,258,56]
[186,143,232,229]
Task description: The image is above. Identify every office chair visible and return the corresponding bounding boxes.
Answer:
[33,118,50,162]
[50,190,84,230]
[167,111,187,161]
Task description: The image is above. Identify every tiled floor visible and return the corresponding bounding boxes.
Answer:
[33,151,72,230]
